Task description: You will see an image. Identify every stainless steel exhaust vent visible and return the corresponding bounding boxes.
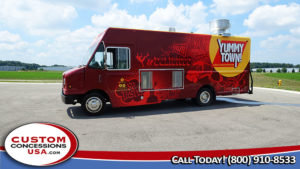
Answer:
[169,27,176,32]
[209,19,231,36]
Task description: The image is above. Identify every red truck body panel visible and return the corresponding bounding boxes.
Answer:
[63,28,251,108]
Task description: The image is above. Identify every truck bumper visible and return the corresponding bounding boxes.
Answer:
[61,92,76,104]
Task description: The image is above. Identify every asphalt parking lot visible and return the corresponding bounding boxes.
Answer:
[0,83,300,151]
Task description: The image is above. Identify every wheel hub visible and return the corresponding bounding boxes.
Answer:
[86,97,102,113]
[200,91,210,104]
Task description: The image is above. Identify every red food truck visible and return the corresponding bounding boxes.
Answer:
[61,27,253,115]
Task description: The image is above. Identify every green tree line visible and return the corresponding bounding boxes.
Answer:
[251,62,300,68]
[0,60,67,70]
[0,60,43,70]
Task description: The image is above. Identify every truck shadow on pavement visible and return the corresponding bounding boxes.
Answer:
[67,97,262,119]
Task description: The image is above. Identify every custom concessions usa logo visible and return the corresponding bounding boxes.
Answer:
[4,123,78,166]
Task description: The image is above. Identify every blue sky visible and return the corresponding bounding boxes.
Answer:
[0,0,300,66]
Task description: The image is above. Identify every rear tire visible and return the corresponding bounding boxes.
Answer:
[195,88,214,106]
[81,93,106,115]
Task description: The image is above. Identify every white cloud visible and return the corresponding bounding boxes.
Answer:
[253,34,300,63]
[77,0,111,11]
[0,0,78,36]
[0,31,28,50]
[44,26,100,66]
[51,1,209,66]
[33,40,46,47]
[149,1,208,32]
[290,27,300,36]
[1,1,211,66]
[130,0,156,3]
[54,26,98,45]
[37,52,48,58]
[260,34,300,49]
[244,3,300,34]
[91,4,149,30]
[0,41,28,50]
[92,1,209,33]
[246,3,300,64]
[2,0,300,66]
[53,0,111,12]
[14,0,209,66]
[0,31,21,42]
[0,27,98,66]
[211,0,262,16]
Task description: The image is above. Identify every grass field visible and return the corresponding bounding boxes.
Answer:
[264,73,300,81]
[252,72,300,91]
[0,71,63,80]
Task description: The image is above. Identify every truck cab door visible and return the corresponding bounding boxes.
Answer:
[104,46,139,107]
[84,42,108,94]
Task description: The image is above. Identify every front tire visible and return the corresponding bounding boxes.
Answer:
[81,93,106,115]
[195,88,214,106]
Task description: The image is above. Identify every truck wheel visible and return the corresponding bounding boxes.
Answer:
[81,93,106,115]
[195,88,214,106]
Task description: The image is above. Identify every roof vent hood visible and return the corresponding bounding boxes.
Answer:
[209,19,231,36]
[169,27,176,32]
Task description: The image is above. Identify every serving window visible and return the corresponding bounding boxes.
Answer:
[139,69,184,91]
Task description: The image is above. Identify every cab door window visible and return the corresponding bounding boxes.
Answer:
[106,47,130,70]
[89,42,105,69]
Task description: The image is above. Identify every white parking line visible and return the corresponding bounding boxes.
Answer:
[254,87,300,95]
[217,97,300,107]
